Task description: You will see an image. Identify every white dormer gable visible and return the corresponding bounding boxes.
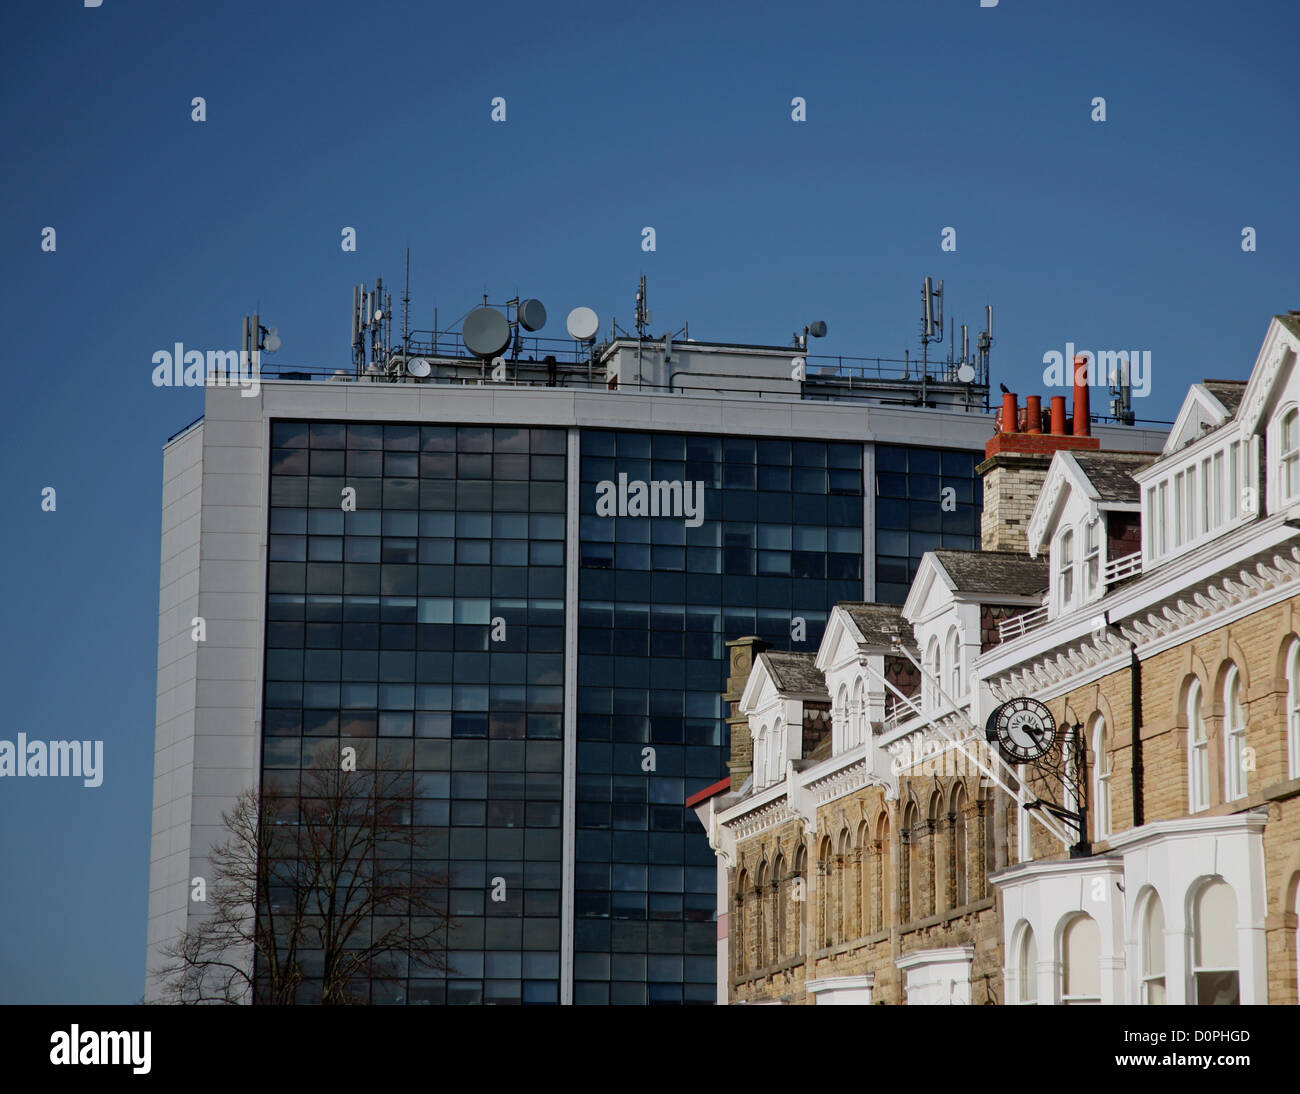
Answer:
[814,606,900,761]
[1132,316,1300,570]
[1161,383,1234,455]
[1027,452,1111,618]
[902,554,979,715]
[738,654,813,792]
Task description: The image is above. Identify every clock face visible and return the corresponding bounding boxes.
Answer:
[989,698,1057,763]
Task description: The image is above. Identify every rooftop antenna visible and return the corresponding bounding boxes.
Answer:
[920,276,943,376]
[635,275,650,338]
[1108,351,1135,426]
[402,248,410,355]
[976,304,994,410]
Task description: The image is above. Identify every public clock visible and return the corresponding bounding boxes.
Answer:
[986,698,1057,763]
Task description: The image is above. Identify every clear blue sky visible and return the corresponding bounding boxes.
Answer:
[0,0,1296,1003]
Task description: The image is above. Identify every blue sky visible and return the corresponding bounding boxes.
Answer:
[0,0,1296,1003]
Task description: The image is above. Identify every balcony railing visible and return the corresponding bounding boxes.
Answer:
[997,604,1049,642]
[1103,550,1143,585]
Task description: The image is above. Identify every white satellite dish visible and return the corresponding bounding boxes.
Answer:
[566,306,599,342]
[957,364,975,383]
[374,309,385,321]
[263,326,281,352]
[407,357,432,378]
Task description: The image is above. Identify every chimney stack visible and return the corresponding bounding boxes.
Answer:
[1073,354,1091,438]
[979,364,1101,553]
[1025,395,1042,434]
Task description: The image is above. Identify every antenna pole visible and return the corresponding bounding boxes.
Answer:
[403,247,410,354]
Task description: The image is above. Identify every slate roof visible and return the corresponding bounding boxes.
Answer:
[838,602,915,649]
[1071,451,1154,503]
[758,650,827,697]
[1201,379,1247,417]
[930,549,1049,597]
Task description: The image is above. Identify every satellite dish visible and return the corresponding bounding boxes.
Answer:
[462,307,511,358]
[518,299,547,332]
[807,320,828,338]
[263,327,282,352]
[407,357,432,378]
[374,309,384,321]
[957,364,976,383]
[566,306,599,342]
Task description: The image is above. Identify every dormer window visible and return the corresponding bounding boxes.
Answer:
[945,627,962,697]
[1281,408,1299,504]
[1057,528,1075,611]
[1082,520,1100,600]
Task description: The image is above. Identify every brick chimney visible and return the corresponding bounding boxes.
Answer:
[723,636,769,791]
[977,362,1101,553]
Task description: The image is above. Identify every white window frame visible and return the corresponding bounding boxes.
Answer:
[1287,640,1300,781]
[1082,519,1101,600]
[1141,891,1166,1005]
[1057,528,1075,612]
[1223,666,1246,801]
[1188,679,1209,813]
[1191,880,1240,1006]
[1093,716,1111,840]
[1280,407,1300,505]
[1018,925,1038,1005]
[945,627,962,698]
[1060,914,1101,1005]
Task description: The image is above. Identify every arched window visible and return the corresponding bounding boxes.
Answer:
[1083,519,1101,599]
[925,637,941,707]
[1057,528,1075,610]
[1018,925,1038,1004]
[1223,666,1246,801]
[754,724,768,790]
[791,845,806,955]
[857,821,872,936]
[927,791,943,916]
[838,828,854,942]
[772,853,787,961]
[1281,407,1300,503]
[818,837,835,948]
[946,627,962,698]
[1141,891,1166,1005]
[734,870,748,978]
[1060,914,1101,1005]
[1093,716,1111,840]
[835,683,849,751]
[1288,640,1300,781]
[754,862,768,969]
[771,717,785,784]
[1188,679,1209,813]
[1192,880,1239,1005]
[902,802,918,922]
[851,676,865,747]
[951,784,968,907]
[875,814,891,931]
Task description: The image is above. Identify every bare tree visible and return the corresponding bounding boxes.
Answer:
[155,744,448,1004]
